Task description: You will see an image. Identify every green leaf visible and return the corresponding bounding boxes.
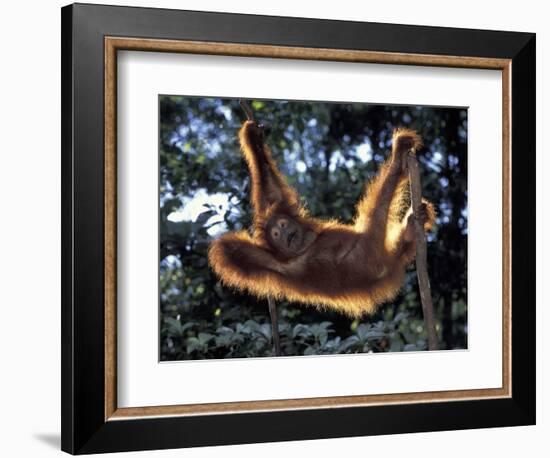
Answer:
[186,337,201,354]
[198,332,214,345]
[259,324,272,340]
[251,100,265,111]
[356,324,370,340]
[319,332,328,347]
[365,330,387,341]
[393,312,409,323]
[180,322,196,332]
[164,317,183,336]
[292,324,310,339]
[389,340,403,352]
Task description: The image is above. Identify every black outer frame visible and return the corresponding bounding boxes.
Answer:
[61,3,535,455]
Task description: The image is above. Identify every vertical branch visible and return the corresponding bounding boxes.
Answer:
[239,99,282,356]
[407,153,438,351]
[239,99,255,121]
[267,296,282,356]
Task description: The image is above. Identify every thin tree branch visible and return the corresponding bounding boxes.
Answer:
[239,98,282,356]
[407,152,438,351]
[267,296,282,356]
[239,99,254,121]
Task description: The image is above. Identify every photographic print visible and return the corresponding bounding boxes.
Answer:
[159,97,468,361]
[62,7,534,452]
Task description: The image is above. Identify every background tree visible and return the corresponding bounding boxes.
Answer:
[159,97,468,360]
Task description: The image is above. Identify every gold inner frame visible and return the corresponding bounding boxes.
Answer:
[104,37,512,421]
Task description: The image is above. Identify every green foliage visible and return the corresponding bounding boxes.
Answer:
[159,97,468,360]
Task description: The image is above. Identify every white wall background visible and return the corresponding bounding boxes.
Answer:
[0,1,545,456]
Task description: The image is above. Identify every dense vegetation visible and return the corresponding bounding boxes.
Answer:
[160,97,468,360]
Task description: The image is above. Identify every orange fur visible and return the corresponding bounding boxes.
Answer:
[208,122,435,317]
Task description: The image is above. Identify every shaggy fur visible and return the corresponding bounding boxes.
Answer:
[208,121,435,317]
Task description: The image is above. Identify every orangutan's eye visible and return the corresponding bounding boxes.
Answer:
[279,219,288,229]
[271,228,280,239]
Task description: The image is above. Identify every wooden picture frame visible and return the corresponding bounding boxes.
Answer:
[61,3,535,454]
